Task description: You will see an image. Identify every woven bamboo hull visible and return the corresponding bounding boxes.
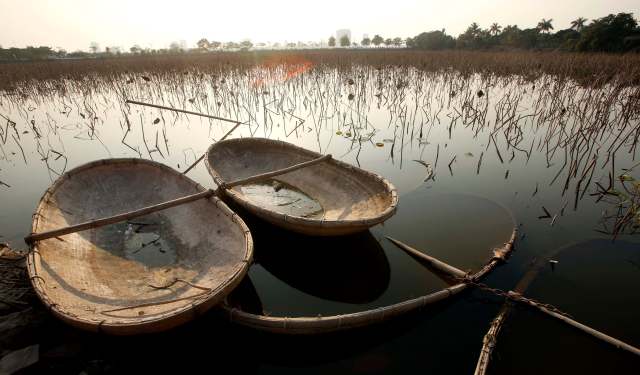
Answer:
[27,159,253,335]
[205,138,398,236]
[222,283,468,334]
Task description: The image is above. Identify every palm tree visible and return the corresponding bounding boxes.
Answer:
[469,22,481,37]
[489,23,502,36]
[537,18,554,33]
[570,17,588,32]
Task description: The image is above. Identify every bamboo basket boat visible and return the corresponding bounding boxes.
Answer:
[220,230,517,334]
[205,138,398,236]
[26,159,253,335]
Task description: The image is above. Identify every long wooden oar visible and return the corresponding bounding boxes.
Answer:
[387,237,640,359]
[25,154,332,245]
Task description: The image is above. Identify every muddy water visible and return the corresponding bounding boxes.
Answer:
[0,67,638,373]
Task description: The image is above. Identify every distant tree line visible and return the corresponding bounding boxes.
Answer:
[327,34,403,48]
[0,46,88,61]
[406,13,640,52]
[1,12,638,62]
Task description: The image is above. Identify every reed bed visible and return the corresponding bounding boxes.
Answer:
[2,50,640,92]
[0,50,639,239]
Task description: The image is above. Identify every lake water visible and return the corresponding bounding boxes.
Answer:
[0,65,638,373]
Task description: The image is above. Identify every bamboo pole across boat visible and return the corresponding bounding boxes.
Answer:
[26,158,254,335]
[24,154,332,245]
[206,138,398,236]
[25,190,215,244]
[386,240,640,362]
[223,154,332,189]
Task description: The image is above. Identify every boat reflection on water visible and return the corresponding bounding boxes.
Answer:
[255,230,390,304]
[226,207,391,307]
[226,275,264,315]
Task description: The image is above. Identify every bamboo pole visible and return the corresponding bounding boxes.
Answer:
[219,231,515,335]
[25,155,332,244]
[509,291,640,357]
[388,241,640,362]
[125,99,246,175]
[25,189,216,244]
[386,237,467,279]
[474,257,544,375]
[223,154,332,188]
[182,121,244,175]
[126,100,241,124]
[474,302,511,375]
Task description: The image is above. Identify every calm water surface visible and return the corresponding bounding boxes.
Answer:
[0,66,638,373]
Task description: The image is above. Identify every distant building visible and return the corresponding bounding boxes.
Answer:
[362,34,369,40]
[336,29,352,44]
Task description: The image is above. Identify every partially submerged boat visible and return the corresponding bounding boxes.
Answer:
[221,230,517,334]
[205,138,398,236]
[27,159,253,335]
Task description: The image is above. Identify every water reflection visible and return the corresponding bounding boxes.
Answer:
[223,189,516,319]
[253,230,390,304]
[492,239,640,374]
[1,64,639,373]
[377,190,516,273]
[226,276,264,315]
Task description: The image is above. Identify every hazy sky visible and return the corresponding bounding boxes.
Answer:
[1,0,639,51]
